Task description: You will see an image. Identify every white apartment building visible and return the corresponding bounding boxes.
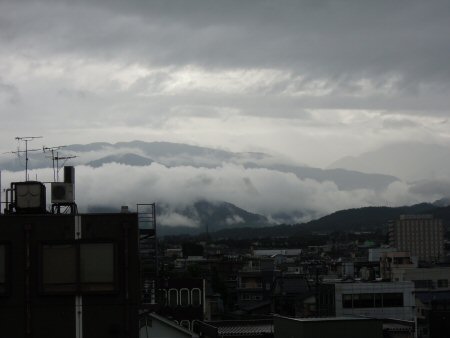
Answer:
[333,281,415,321]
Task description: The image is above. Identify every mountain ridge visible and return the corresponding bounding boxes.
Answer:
[0,140,399,192]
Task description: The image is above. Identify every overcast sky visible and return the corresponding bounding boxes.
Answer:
[1,0,450,167]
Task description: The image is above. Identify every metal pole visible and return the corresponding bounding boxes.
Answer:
[56,151,59,182]
[25,139,28,181]
[52,149,56,182]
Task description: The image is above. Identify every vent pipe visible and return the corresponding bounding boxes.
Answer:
[64,166,75,184]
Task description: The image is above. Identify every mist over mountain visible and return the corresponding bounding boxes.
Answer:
[1,140,398,190]
[87,199,270,235]
[2,140,450,228]
[157,200,270,236]
[329,142,450,182]
[206,202,450,240]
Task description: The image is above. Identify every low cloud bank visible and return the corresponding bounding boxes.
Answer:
[0,162,446,226]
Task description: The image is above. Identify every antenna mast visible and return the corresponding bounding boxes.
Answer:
[55,152,77,182]
[13,136,43,181]
[43,145,67,182]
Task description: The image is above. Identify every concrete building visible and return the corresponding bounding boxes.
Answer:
[380,251,417,281]
[390,266,450,290]
[156,278,205,331]
[332,281,415,321]
[0,212,141,337]
[0,169,144,337]
[389,215,444,263]
[389,266,450,338]
[368,247,397,262]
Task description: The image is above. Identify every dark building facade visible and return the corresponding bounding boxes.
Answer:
[156,278,205,331]
[0,212,140,338]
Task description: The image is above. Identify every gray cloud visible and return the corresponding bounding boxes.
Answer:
[2,1,450,86]
[409,179,450,197]
[1,0,450,166]
[0,78,20,104]
[382,117,419,129]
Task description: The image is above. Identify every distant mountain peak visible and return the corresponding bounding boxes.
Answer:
[86,153,153,167]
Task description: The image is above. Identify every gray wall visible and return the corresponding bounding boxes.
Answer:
[274,316,383,338]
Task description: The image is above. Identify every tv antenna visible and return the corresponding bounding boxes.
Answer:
[12,136,43,181]
[45,148,77,182]
[43,145,69,182]
[55,153,77,182]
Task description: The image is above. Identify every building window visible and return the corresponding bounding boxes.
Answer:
[169,289,178,307]
[343,293,404,308]
[342,294,352,308]
[191,288,201,307]
[180,288,190,307]
[157,289,167,306]
[374,293,382,307]
[80,243,114,292]
[413,280,433,289]
[41,242,115,294]
[382,293,403,307]
[42,244,77,293]
[353,293,374,308]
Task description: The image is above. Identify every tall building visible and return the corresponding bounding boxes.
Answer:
[389,215,444,262]
[0,169,141,337]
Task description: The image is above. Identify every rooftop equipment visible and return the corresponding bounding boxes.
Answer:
[13,181,47,214]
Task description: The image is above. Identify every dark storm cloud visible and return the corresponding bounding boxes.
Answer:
[1,0,450,168]
[2,0,450,87]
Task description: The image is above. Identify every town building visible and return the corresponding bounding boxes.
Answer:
[388,266,450,338]
[389,215,444,263]
[332,281,415,321]
[0,208,141,337]
[0,168,142,337]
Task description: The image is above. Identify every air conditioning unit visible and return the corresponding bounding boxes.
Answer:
[14,181,46,213]
[51,183,74,203]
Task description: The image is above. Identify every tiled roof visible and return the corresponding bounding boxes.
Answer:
[217,324,273,336]
[207,320,274,337]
